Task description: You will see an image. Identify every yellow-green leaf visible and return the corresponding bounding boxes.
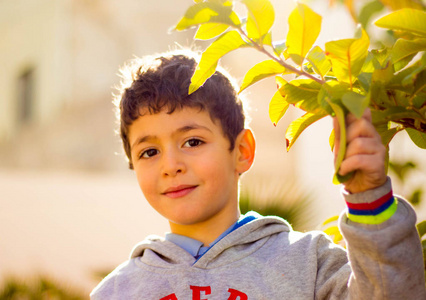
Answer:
[175,2,239,31]
[330,102,353,184]
[273,40,287,56]
[262,32,273,48]
[358,0,385,30]
[374,8,426,37]
[209,0,233,5]
[329,129,335,152]
[406,128,426,149]
[362,49,390,73]
[189,30,248,94]
[361,52,379,73]
[392,38,426,64]
[371,48,391,67]
[285,112,326,151]
[372,61,394,85]
[286,3,322,66]
[325,26,370,84]
[306,46,331,79]
[379,0,425,11]
[239,59,287,93]
[324,225,343,243]
[417,220,426,238]
[377,126,399,147]
[195,23,230,40]
[342,91,369,119]
[317,81,351,115]
[281,79,324,114]
[413,70,426,98]
[242,0,275,41]
[322,215,339,226]
[269,90,289,126]
[276,76,287,89]
[372,106,422,125]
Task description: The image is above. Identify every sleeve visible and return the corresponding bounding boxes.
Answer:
[338,177,426,299]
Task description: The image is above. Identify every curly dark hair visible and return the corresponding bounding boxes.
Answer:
[115,50,247,169]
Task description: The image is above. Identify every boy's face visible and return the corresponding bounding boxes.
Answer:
[128,107,250,229]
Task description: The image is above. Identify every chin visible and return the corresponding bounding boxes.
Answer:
[168,211,213,226]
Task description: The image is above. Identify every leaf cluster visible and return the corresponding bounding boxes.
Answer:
[174,0,426,183]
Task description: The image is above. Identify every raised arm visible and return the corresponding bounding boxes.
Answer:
[330,109,426,299]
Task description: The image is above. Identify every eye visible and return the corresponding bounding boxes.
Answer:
[140,148,159,159]
[184,138,204,148]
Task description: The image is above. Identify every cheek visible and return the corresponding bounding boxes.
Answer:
[197,155,236,185]
[135,168,155,195]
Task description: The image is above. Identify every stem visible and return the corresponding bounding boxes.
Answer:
[412,107,426,121]
[394,119,426,132]
[388,90,398,106]
[237,28,325,85]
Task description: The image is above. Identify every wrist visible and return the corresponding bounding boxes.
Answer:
[343,177,397,225]
[343,177,388,194]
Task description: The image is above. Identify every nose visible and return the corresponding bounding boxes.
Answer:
[161,148,185,177]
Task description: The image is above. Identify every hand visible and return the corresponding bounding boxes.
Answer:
[333,108,387,194]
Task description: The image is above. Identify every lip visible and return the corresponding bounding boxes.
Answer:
[162,185,198,198]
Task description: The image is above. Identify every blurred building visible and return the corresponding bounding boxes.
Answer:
[0,0,197,171]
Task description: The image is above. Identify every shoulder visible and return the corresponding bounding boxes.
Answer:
[249,213,346,258]
[283,228,345,255]
[90,256,161,299]
[90,259,136,299]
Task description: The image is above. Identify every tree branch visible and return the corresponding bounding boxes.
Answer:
[237,28,325,85]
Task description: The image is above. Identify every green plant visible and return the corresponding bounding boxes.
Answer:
[0,276,85,300]
[174,0,426,282]
[239,179,313,231]
[389,159,424,206]
[174,0,426,184]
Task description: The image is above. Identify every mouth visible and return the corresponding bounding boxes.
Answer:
[162,185,198,198]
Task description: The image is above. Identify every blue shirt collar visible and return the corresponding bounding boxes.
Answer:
[165,212,258,258]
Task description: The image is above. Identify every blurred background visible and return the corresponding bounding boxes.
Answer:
[1,0,425,297]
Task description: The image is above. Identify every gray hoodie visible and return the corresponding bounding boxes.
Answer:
[91,182,425,299]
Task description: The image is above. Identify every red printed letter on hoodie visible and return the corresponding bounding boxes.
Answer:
[190,285,211,300]
[159,294,178,300]
[227,288,248,300]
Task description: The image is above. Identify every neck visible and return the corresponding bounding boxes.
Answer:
[169,207,240,247]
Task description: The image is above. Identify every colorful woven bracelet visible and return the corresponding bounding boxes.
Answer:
[346,190,397,225]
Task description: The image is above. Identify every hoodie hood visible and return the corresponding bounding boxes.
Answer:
[130,212,291,270]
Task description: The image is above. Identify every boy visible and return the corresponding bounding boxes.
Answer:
[91,50,425,299]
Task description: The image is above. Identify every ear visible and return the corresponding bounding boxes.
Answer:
[235,129,256,174]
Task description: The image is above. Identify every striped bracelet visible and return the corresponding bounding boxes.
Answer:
[346,190,397,224]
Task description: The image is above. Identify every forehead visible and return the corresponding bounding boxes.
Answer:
[128,107,224,139]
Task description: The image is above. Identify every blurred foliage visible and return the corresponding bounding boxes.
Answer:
[0,276,85,300]
[330,0,425,36]
[389,159,424,206]
[239,180,313,231]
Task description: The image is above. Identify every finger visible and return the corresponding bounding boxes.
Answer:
[338,153,385,176]
[345,137,386,158]
[346,116,379,143]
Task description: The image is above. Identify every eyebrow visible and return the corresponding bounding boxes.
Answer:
[130,123,212,150]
